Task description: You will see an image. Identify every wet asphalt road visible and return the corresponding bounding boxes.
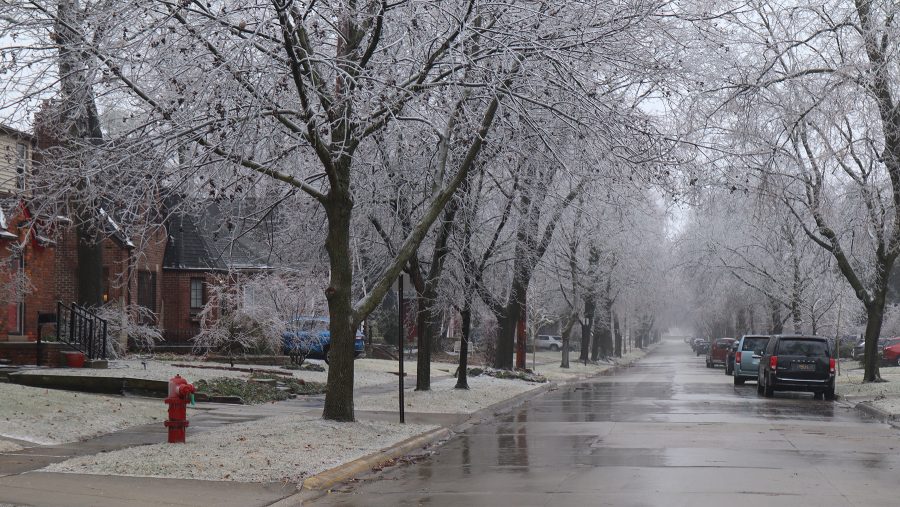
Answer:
[309,339,900,507]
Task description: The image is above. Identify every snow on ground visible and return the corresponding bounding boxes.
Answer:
[527,347,652,382]
[836,366,900,417]
[0,440,23,453]
[44,414,436,484]
[0,384,161,445]
[354,375,543,414]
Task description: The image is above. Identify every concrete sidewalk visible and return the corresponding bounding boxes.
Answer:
[0,473,294,507]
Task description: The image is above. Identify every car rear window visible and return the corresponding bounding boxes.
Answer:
[776,339,829,357]
[741,337,768,353]
[716,340,732,349]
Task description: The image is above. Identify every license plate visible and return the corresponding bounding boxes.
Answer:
[794,363,815,371]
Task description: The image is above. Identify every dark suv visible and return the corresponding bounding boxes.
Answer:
[758,335,835,400]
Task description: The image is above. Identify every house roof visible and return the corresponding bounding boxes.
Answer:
[163,198,277,271]
[0,124,33,141]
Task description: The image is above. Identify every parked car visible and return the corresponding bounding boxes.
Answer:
[694,339,710,356]
[724,340,739,375]
[757,335,835,399]
[534,335,565,351]
[282,316,365,363]
[881,338,900,366]
[733,335,769,385]
[706,338,735,368]
[852,336,898,360]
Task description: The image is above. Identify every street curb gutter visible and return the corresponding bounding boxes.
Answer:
[302,427,451,491]
[297,382,556,493]
[854,401,899,428]
[269,382,556,506]
[269,349,654,505]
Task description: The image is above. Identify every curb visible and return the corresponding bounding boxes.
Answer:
[272,381,558,506]
[268,349,656,505]
[302,427,451,491]
[854,401,899,426]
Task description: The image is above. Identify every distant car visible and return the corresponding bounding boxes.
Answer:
[694,339,710,356]
[758,335,835,399]
[725,340,739,375]
[733,335,769,385]
[706,338,735,368]
[881,339,900,366]
[535,335,564,351]
[282,316,365,363]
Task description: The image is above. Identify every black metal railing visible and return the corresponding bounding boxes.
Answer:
[56,301,108,360]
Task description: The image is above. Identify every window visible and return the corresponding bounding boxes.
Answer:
[190,278,204,310]
[137,270,157,317]
[776,339,829,357]
[15,143,26,191]
[741,337,769,353]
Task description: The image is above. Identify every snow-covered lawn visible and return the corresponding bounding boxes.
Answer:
[524,346,653,382]
[0,384,162,445]
[44,415,436,484]
[354,375,544,414]
[836,367,900,416]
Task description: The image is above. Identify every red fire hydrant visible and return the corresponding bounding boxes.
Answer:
[164,374,195,444]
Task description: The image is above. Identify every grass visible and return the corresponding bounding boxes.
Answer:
[194,376,327,404]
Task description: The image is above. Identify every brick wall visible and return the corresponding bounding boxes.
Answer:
[161,269,218,344]
[0,341,68,367]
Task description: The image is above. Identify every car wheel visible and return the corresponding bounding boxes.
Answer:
[757,380,763,395]
[734,376,744,385]
[764,378,774,398]
[825,386,836,401]
[896,356,900,367]
[550,344,559,352]
[323,345,331,365]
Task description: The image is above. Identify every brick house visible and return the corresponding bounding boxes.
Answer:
[0,124,166,354]
[0,123,276,362]
[159,199,275,348]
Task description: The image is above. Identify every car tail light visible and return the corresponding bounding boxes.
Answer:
[769,355,778,370]
[735,352,741,364]
[829,358,835,374]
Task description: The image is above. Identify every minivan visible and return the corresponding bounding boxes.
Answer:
[732,335,769,385]
[758,335,835,399]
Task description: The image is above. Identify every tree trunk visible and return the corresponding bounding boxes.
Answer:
[57,0,105,309]
[322,186,357,422]
[559,310,578,369]
[863,296,885,382]
[414,283,433,391]
[580,295,595,362]
[455,303,471,389]
[613,311,622,357]
[770,298,783,334]
[493,277,526,370]
[598,299,614,358]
